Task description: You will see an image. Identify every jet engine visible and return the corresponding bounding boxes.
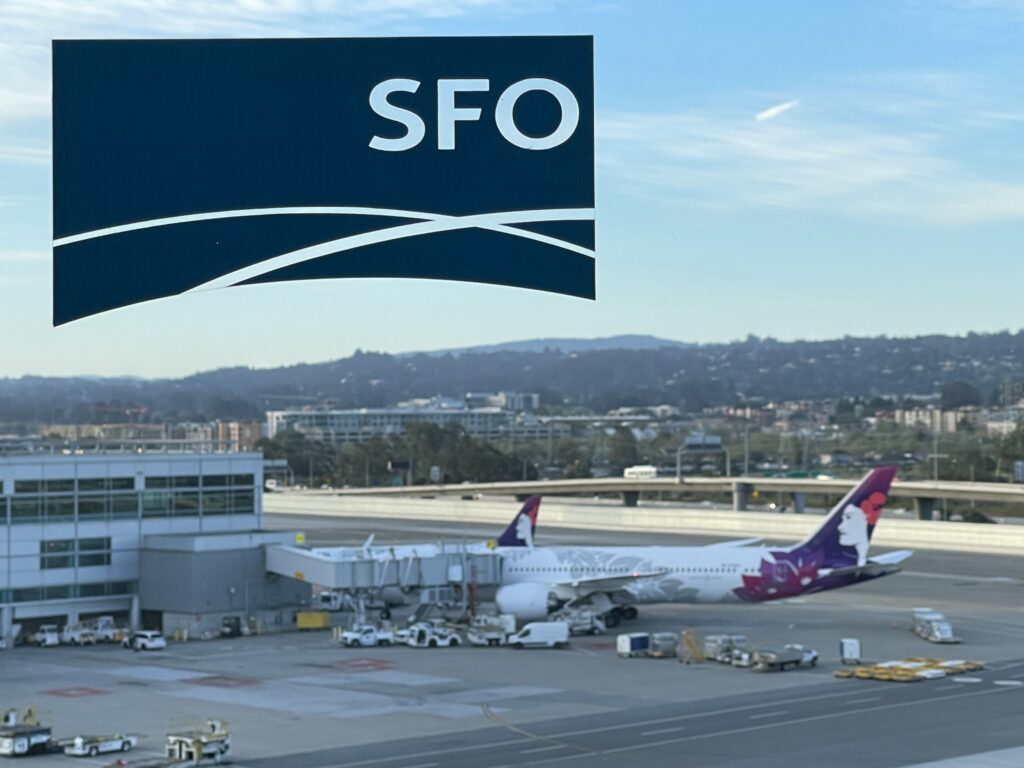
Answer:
[495,583,556,621]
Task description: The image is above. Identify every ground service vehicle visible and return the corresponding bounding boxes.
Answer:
[617,632,650,657]
[166,719,231,764]
[753,644,818,671]
[731,648,753,667]
[31,625,60,647]
[220,616,243,638]
[561,609,607,636]
[648,632,680,658]
[840,637,863,664]
[339,624,394,647]
[64,733,138,757]
[93,616,120,643]
[704,634,748,663]
[467,614,517,646]
[913,610,961,643]
[0,710,52,756]
[406,622,461,648]
[61,624,97,646]
[508,621,569,649]
[123,630,167,651]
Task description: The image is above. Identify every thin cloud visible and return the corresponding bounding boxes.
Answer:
[755,99,799,122]
[598,71,1024,225]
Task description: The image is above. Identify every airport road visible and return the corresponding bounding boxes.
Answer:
[237,667,1024,768]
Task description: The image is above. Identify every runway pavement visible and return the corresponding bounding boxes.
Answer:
[238,661,1024,768]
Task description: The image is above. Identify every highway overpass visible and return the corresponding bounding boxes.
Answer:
[327,475,1024,519]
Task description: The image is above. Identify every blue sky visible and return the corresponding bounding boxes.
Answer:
[2,0,1024,377]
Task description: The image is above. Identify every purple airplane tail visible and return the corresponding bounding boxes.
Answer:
[735,467,901,602]
[496,496,541,547]
[790,465,897,569]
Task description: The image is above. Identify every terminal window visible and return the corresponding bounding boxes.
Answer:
[40,537,112,569]
[3,580,139,603]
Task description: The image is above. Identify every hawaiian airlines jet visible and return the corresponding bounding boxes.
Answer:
[494,467,909,626]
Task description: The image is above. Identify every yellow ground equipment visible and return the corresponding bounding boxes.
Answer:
[835,657,985,683]
[678,630,705,664]
[296,611,331,630]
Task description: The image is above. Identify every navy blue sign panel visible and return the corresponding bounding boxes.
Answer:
[52,37,594,325]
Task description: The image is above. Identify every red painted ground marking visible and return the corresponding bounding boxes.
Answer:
[42,687,109,697]
[183,675,260,688]
[334,658,396,672]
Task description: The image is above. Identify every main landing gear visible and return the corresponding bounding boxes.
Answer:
[603,606,639,628]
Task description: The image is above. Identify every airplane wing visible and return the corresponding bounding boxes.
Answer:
[554,569,669,592]
[704,537,763,548]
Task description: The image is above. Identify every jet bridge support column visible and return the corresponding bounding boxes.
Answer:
[732,482,753,511]
[622,491,639,507]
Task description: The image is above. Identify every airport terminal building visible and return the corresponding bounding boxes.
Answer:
[0,449,307,645]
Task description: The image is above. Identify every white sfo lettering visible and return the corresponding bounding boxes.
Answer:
[369,77,580,152]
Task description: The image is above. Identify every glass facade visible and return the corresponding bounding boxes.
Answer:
[40,537,113,569]
[1,455,261,614]
[2,472,257,524]
[1,580,138,603]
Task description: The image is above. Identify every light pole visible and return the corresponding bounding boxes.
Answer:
[743,422,750,476]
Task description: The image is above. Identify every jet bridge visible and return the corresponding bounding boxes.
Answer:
[265,543,504,591]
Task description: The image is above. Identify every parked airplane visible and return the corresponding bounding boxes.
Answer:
[494,466,910,626]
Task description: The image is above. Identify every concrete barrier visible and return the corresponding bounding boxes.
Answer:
[264,493,1024,556]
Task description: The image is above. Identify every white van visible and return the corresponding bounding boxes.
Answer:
[507,621,569,649]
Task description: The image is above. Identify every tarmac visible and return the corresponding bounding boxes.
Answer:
[1,510,1021,768]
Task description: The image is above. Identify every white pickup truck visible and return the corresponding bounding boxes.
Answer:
[61,624,97,646]
[338,624,395,647]
[64,733,138,757]
[92,616,121,643]
[752,644,819,671]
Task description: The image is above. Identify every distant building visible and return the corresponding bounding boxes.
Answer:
[894,407,978,434]
[41,423,168,442]
[267,406,508,444]
[215,421,263,452]
[464,392,540,411]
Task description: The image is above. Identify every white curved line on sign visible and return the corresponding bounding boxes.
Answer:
[52,207,594,247]
[176,209,595,292]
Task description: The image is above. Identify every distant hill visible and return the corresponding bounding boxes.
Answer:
[1,331,1023,426]
[414,334,693,356]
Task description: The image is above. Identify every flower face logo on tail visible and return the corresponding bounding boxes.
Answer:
[734,550,823,602]
[515,513,534,548]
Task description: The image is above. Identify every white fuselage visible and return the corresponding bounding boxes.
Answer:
[500,545,777,604]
